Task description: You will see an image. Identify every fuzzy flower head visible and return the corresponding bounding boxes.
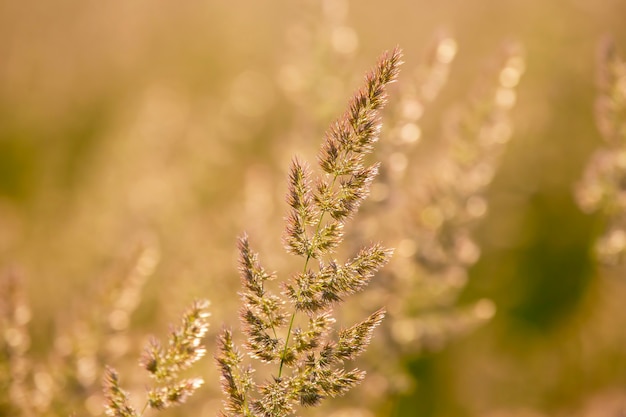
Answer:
[217,48,402,417]
[104,300,210,416]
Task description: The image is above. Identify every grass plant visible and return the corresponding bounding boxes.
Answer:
[1,7,626,415]
[103,299,210,416]
[215,48,402,417]
[576,37,626,265]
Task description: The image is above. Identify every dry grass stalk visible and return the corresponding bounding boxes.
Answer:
[0,269,35,417]
[355,42,525,359]
[576,37,626,265]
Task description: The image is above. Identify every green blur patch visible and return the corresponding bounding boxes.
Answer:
[0,136,38,202]
[510,190,595,330]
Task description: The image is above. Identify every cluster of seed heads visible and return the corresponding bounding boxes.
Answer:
[215,48,401,417]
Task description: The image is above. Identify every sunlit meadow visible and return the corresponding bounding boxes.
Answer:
[1,1,626,416]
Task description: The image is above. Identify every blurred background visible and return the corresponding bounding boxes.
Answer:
[1,0,626,416]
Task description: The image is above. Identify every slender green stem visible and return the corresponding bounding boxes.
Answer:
[139,400,149,416]
[278,311,296,377]
[278,232,317,378]
[262,283,279,340]
[278,174,339,378]
[278,233,318,378]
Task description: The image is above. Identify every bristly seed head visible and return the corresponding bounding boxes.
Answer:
[103,367,138,417]
[104,300,209,416]
[220,48,402,417]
